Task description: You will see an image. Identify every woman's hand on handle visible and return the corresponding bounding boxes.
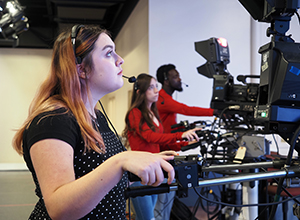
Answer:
[181,127,202,142]
[121,151,175,186]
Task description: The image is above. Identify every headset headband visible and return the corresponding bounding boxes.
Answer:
[71,24,85,64]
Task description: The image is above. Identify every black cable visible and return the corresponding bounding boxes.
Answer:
[286,125,300,166]
[190,197,201,220]
[98,100,126,151]
[154,193,175,219]
[98,100,131,219]
[168,196,197,220]
[254,205,269,220]
[218,107,230,128]
[199,187,220,215]
[198,165,300,219]
[268,177,285,220]
[261,167,300,205]
[296,11,300,25]
[268,125,300,219]
[272,133,280,155]
[98,100,120,140]
[221,136,240,149]
[194,187,300,207]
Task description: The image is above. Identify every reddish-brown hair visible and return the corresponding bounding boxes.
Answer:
[12,25,109,155]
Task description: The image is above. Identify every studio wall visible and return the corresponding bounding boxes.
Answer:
[1,0,300,169]
[0,48,52,169]
[148,0,300,156]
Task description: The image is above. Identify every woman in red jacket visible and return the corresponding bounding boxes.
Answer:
[123,73,200,220]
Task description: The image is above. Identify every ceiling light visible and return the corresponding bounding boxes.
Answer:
[0,0,29,42]
[0,0,7,12]
[1,16,28,38]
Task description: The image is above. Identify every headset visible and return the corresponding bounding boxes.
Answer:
[163,71,168,81]
[163,69,188,87]
[71,24,85,64]
[70,24,132,154]
[134,79,139,91]
[71,24,137,86]
[133,73,147,91]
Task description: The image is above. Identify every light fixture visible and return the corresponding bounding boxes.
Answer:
[0,0,7,12]
[1,16,28,38]
[0,0,29,43]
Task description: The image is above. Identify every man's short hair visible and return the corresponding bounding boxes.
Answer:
[156,64,176,85]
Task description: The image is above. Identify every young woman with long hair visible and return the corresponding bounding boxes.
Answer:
[123,73,200,220]
[12,25,176,220]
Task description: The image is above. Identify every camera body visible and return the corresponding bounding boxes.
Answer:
[195,37,260,114]
[210,74,259,112]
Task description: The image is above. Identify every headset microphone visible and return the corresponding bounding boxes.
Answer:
[182,82,189,87]
[122,75,136,83]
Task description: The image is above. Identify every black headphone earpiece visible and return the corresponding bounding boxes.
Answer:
[134,80,138,91]
[163,71,168,81]
[71,24,85,64]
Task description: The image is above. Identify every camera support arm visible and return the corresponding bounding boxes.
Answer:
[125,159,300,199]
[198,166,299,188]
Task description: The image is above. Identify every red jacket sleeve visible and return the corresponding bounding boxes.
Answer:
[157,89,214,117]
[128,108,183,145]
[157,89,214,133]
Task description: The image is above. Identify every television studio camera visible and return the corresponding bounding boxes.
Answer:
[195,0,300,151]
[125,1,300,220]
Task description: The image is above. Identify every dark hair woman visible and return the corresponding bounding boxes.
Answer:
[123,73,200,220]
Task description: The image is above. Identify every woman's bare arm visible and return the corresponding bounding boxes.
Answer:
[31,139,175,220]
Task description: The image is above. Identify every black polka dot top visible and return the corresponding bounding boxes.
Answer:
[23,108,128,220]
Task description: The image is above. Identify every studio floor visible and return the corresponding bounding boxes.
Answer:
[0,171,213,220]
[0,171,36,219]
